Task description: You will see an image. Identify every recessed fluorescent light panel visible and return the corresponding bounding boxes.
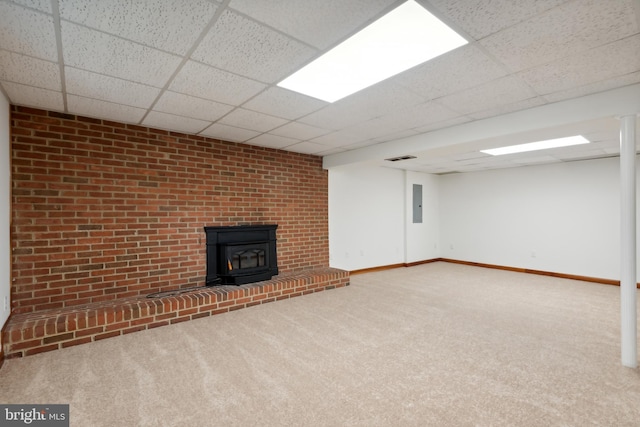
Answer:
[277,0,467,103]
[480,135,590,156]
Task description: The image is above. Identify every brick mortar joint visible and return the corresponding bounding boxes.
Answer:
[4,269,349,339]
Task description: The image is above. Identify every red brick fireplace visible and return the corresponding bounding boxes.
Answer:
[4,106,348,358]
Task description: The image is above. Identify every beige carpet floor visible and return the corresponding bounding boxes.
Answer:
[1,262,639,426]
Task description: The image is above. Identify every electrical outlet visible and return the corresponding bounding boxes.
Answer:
[3,296,8,311]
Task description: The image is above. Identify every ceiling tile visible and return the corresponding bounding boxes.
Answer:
[199,123,260,142]
[65,67,160,108]
[297,103,369,131]
[468,96,547,120]
[142,111,210,134]
[310,129,369,148]
[59,0,218,55]
[153,91,233,122]
[414,116,472,134]
[314,146,347,156]
[192,9,316,83]
[0,2,57,61]
[67,94,146,123]
[247,133,299,150]
[242,87,327,120]
[519,34,640,96]
[394,45,508,100]
[219,108,288,133]
[0,49,60,90]
[428,0,567,40]
[228,0,398,49]
[339,80,426,119]
[542,72,640,104]
[169,60,266,105]
[284,141,330,155]
[300,81,424,130]
[3,81,63,110]
[479,0,638,72]
[61,21,182,87]
[437,76,538,116]
[373,129,420,144]
[344,118,409,142]
[365,101,461,133]
[270,122,330,140]
[512,155,561,165]
[8,0,52,13]
[583,132,619,144]
[452,152,492,161]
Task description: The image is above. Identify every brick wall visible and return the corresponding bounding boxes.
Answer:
[10,106,329,314]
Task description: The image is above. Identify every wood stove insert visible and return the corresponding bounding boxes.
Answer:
[204,224,278,286]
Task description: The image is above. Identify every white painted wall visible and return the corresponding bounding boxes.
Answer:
[439,157,621,280]
[329,156,630,280]
[329,165,405,270]
[328,165,441,270]
[0,91,10,342]
[405,171,440,263]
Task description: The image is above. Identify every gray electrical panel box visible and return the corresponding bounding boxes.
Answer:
[412,184,422,223]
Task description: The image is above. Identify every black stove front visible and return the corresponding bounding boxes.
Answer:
[204,225,278,286]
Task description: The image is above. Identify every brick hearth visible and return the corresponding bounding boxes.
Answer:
[3,268,349,358]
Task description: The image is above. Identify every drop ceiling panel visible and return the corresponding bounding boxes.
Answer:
[309,129,365,148]
[372,128,420,144]
[519,34,640,95]
[427,0,567,39]
[299,81,424,130]
[59,0,219,55]
[67,94,146,123]
[219,108,288,133]
[65,67,160,108]
[228,0,399,49]
[200,123,260,142]
[242,87,327,120]
[512,155,561,165]
[284,141,331,155]
[414,116,472,134]
[552,147,611,161]
[142,111,210,134]
[247,133,299,150]
[1,0,639,176]
[61,22,182,87]
[9,0,51,13]
[169,61,266,105]
[542,71,640,104]
[479,0,638,72]
[0,2,57,61]
[298,103,372,130]
[153,91,234,122]
[0,49,60,90]
[337,81,426,121]
[469,96,546,120]
[366,101,462,132]
[192,9,317,83]
[3,81,62,110]
[438,75,538,116]
[394,45,509,100]
[270,122,330,140]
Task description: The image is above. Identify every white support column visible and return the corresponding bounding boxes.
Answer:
[620,114,637,368]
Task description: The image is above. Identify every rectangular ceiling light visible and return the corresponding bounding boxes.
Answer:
[480,135,590,156]
[277,0,467,103]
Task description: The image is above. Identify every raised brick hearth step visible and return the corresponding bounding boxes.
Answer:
[3,268,349,359]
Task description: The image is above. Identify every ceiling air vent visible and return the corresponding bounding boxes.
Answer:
[385,155,417,162]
